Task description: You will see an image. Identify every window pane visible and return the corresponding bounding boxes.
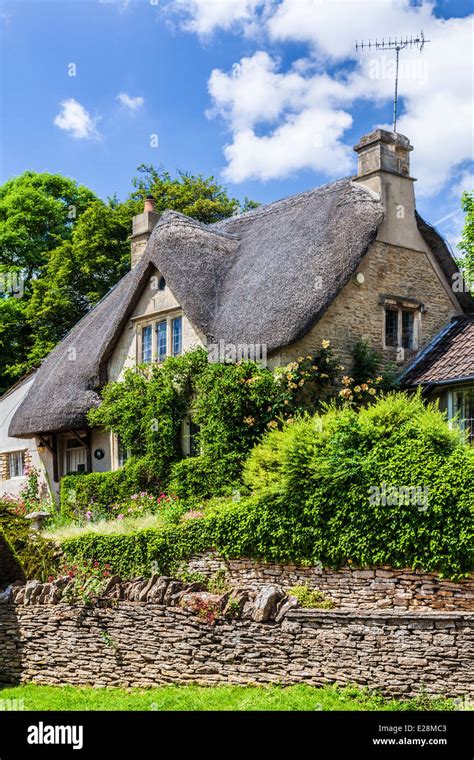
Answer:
[385,308,398,347]
[189,421,200,457]
[156,321,167,362]
[453,388,474,443]
[66,448,87,474]
[118,437,129,467]
[8,451,24,478]
[402,311,414,349]
[142,326,152,363]
[172,317,182,356]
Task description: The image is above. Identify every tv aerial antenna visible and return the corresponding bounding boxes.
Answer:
[355,31,430,133]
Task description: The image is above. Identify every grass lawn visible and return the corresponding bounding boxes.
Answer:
[0,683,455,711]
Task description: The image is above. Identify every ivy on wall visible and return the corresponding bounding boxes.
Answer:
[82,344,341,506]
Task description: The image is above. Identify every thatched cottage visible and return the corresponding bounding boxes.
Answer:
[2,129,474,499]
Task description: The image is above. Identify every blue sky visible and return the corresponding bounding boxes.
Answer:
[0,0,472,247]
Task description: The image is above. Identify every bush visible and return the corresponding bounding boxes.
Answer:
[61,394,474,580]
[0,500,60,582]
[288,585,335,609]
[168,453,243,502]
[0,527,25,587]
[82,345,341,508]
[59,457,167,518]
[244,393,474,577]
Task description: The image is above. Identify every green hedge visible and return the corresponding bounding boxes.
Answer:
[59,457,165,518]
[62,394,474,580]
[168,453,244,502]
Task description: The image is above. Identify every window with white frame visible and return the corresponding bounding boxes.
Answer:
[449,387,474,443]
[156,320,167,362]
[8,451,25,478]
[137,312,183,364]
[171,316,182,357]
[141,325,152,363]
[65,436,88,475]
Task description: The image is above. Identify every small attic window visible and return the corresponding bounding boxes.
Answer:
[158,276,166,291]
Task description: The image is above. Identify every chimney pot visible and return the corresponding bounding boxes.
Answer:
[144,195,156,213]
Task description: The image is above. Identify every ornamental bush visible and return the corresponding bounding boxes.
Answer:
[62,393,474,579]
[78,344,339,510]
[0,527,25,587]
[0,500,59,582]
[59,458,161,519]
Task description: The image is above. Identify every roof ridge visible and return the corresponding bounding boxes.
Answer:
[211,177,354,228]
[155,209,240,240]
[400,317,462,382]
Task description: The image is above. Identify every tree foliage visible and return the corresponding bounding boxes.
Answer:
[457,190,474,289]
[0,167,256,390]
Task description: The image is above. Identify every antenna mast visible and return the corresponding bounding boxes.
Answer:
[355,31,430,132]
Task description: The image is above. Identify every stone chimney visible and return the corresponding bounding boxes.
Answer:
[353,129,421,250]
[130,195,160,268]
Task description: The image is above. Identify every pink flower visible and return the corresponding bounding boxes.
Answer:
[181,510,204,521]
[85,510,93,521]
[117,514,124,520]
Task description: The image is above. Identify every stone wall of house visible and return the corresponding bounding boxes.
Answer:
[0,580,472,698]
[179,553,474,612]
[273,240,458,371]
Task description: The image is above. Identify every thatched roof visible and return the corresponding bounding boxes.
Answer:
[9,177,473,437]
[402,316,474,387]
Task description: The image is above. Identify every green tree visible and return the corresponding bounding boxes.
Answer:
[0,297,30,395]
[0,171,97,277]
[0,168,256,390]
[129,165,258,223]
[458,190,474,289]
[19,201,133,370]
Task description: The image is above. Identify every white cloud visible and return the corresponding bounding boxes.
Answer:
[204,1,473,193]
[222,108,353,182]
[267,0,433,61]
[451,170,474,198]
[99,0,130,11]
[208,51,354,181]
[53,99,100,140]
[116,92,144,111]
[168,0,267,36]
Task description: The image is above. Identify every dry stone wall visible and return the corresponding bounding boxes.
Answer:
[180,553,474,611]
[0,573,472,699]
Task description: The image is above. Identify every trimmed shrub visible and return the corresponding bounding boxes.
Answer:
[168,453,243,502]
[59,456,166,518]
